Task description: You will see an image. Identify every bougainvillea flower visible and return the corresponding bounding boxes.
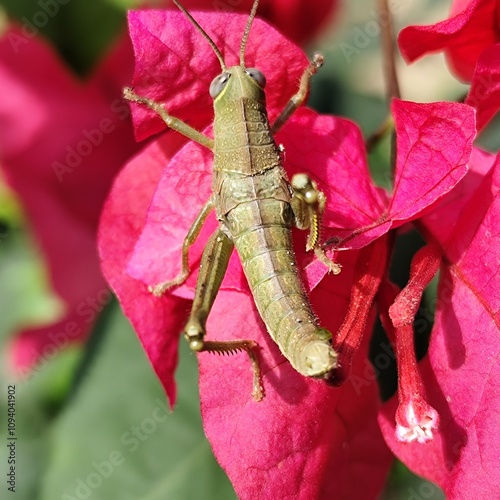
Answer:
[379,148,500,498]
[98,9,478,498]
[181,0,338,45]
[465,43,500,130]
[398,0,499,81]
[0,25,138,374]
[398,0,500,130]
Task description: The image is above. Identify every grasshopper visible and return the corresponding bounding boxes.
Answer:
[124,0,341,400]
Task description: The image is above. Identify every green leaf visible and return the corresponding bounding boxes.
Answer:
[0,175,24,228]
[1,379,52,500]
[381,460,445,500]
[39,301,236,500]
[0,230,64,342]
[0,0,128,74]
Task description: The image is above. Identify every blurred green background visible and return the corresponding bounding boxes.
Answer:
[1,0,497,498]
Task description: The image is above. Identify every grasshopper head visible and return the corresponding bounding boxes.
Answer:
[173,0,265,104]
[210,66,266,105]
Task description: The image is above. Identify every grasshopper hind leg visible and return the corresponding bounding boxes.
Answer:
[192,339,263,402]
[184,228,264,401]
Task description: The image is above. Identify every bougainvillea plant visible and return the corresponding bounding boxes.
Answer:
[178,0,338,45]
[379,147,500,498]
[398,0,500,130]
[0,0,333,378]
[0,25,137,374]
[97,5,499,498]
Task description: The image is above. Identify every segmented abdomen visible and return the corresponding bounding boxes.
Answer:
[225,196,337,377]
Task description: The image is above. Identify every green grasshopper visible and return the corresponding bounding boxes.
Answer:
[124,0,340,400]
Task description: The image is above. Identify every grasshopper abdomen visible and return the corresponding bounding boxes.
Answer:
[226,196,338,377]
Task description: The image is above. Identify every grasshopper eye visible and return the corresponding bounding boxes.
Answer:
[209,72,231,98]
[245,68,266,88]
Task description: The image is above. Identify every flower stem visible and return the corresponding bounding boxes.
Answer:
[377,243,442,443]
[329,234,390,384]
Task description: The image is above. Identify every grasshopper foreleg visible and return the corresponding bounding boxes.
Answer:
[123,87,214,150]
[271,53,324,134]
[291,173,341,275]
[149,199,214,296]
[184,228,264,401]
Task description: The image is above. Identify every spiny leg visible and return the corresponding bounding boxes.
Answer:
[123,87,214,150]
[185,228,264,401]
[150,199,214,296]
[271,53,324,134]
[290,173,341,275]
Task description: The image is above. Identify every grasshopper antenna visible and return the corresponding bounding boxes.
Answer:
[240,0,260,67]
[172,0,227,71]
